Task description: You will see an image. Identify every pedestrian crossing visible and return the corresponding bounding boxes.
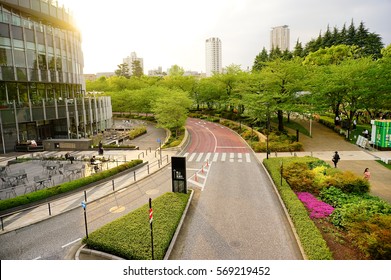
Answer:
[183,152,252,163]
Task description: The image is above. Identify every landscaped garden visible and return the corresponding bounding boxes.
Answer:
[264,157,391,260]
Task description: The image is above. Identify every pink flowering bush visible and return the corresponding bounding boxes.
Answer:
[297,192,335,219]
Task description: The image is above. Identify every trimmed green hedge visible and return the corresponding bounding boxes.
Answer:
[0,160,143,212]
[263,157,333,260]
[84,191,191,260]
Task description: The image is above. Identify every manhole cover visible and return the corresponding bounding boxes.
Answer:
[229,240,242,248]
[109,206,125,213]
[146,189,159,195]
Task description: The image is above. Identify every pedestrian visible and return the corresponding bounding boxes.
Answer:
[332,151,340,168]
[363,168,371,180]
[98,141,104,155]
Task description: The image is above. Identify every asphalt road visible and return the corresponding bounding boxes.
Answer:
[169,119,303,259]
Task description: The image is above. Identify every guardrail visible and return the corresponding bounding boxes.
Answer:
[0,155,170,232]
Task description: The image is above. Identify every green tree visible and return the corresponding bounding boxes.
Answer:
[152,89,192,137]
[168,65,185,76]
[131,60,143,77]
[252,47,269,71]
[115,63,130,78]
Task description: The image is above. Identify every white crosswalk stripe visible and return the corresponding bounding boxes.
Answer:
[184,153,251,163]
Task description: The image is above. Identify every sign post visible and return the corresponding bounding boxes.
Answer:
[171,156,187,193]
[149,198,154,260]
[81,201,88,239]
[157,138,162,163]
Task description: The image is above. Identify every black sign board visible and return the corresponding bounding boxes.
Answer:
[171,156,187,193]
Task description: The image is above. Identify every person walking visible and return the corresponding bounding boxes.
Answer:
[363,168,371,180]
[332,151,340,168]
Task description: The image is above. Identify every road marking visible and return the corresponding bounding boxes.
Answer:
[230,153,235,162]
[213,153,219,162]
[33,256,41,260]
[221,153,226,161]
[183,152,189,158]
[238,153,242,162]
[205,152,211,163]
[196,153,204,162]
[61,238,82,248]
[246,153,251,163]
[188,153,196,162]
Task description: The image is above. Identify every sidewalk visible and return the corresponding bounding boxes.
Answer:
[0,148,177,234]
[257,118,391,203]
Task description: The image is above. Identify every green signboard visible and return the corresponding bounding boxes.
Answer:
[374,120,391,148]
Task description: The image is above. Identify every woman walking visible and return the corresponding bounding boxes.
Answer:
[363,168,371,180]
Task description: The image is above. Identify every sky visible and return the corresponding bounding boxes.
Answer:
[59,0,391,74]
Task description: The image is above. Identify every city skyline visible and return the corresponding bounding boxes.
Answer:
[60,0,391,74]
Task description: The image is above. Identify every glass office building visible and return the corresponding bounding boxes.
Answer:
[0,0,112,153]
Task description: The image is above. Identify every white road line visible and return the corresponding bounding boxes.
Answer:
[246,153,251,163]
[238,153,243,162]
[196,153,204,162]
[230,153,235,162]
[213,153,219,162]
[183,152,189,158]
[205,152,211,163]
[188,153,196,162]
[61,238,82,248]
[221,153,226,161]
[33,256,41,260]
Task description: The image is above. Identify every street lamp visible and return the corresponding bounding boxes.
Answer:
[266,102,270,159]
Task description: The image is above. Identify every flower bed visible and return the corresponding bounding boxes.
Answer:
[296,192,334,219]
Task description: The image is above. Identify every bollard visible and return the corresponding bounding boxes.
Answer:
[84,190,87,202]
[48,203,51,216]
[1,216,4,231]
[134,171,136,181]
[112,179,115,191]
[147,164,150,174]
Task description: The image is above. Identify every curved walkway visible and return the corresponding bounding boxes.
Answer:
[257,118,391,203]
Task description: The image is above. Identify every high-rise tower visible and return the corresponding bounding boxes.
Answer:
[270,25,290,51]
[205,37,222,77]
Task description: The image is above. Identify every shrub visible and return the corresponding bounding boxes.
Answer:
[323,170,370,194]
[330,199,391,229]
[263,158,333,260]
[84,191,191,260]
[129,126,147,140]
[283,162,315,193]
[348,215,391,259]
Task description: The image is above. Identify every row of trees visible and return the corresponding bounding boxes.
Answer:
[253,21,384,71]
[88,45,390,135]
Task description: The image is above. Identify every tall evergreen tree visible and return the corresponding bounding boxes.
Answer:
[293,39,304,57]
[252,47,269,71]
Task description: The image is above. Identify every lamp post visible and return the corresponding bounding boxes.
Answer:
[266,102,270,159]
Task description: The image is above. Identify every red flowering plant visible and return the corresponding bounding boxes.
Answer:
[296,192,335,219]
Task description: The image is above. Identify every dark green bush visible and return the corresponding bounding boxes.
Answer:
[84,191,191,260]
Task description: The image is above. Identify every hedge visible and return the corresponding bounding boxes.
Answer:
[84,191,191,260]
[263,157,333,260]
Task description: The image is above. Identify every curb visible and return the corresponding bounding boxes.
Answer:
[164,189,194,260]
[74,189,194,260]
[75,244,124,260]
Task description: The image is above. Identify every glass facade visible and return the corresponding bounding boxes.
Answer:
[0,0,112,153]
